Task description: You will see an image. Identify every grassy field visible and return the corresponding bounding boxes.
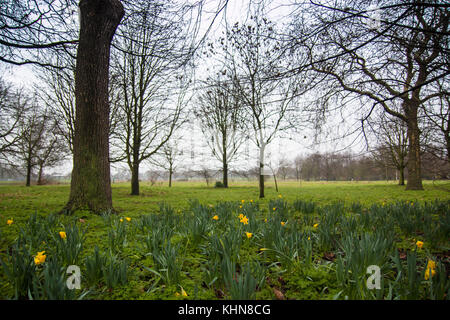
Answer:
[0,180,449,300]
[1,179,448,216]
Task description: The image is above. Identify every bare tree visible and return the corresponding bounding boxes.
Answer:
[195,75,244,188]
[223,12,302,198]
[292,0,449,190]
[16,102,49,186]
[148,140,183,187]
[198,166,214,187]
[422,79,450,163]
[277,156,292,181]
[293,155,304,181]
[0,78,27,164]
[35,119,68,185]
[110,1,193,196]
[370,113,408,185]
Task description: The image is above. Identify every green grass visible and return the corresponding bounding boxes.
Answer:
[1,180,448,216]
[0,180,449,300]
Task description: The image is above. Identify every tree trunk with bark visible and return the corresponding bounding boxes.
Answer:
[168,167,173,187]
[26,159,32,187]
[131,162,140,195]
[405,105,423,190]
[259,142,265,198]
[223,161,228,188]
[399,167,405,186]
[37,163,44,185]
[222,133,229,188]
[65,0,124,213]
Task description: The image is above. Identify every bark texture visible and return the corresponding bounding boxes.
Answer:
[65,0,124,213]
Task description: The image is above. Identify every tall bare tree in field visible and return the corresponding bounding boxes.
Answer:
[292,0,449,190]
[65,0,124,213]
[148,139,183,188]
[370,113,408,185]
[0,78,27,164]
[110,1,191,196]
[223,13,302,198]
[196,76,244,188]
[17,103,46,187]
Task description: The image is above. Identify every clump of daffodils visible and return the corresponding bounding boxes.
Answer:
[424,260,437,280]
[34,251,47,265]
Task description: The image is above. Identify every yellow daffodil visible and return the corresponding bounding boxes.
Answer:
[272,207,276,211]
[308,236,311,240]
[34,251,46,265]
[313,223,319,229]
[120,218,123,222]
[239,205,243,209]
[238,213,244,219]
[278,194,282,198]
[175,292,180,297]
[264,218,267,223]
[259,248,268,251]
[181,288,188,297]
[212,215,219,220]
[240,216,249,225]
[416,240,424,249]
[281,221,286,226]
[59,231,67,239]
[241,200,245,204]
[245,232,253,239]
[424,268,436,280]
[7,219,13,226]
[125,217,131,222]
[426,260,436,270]
[250,199,253,203]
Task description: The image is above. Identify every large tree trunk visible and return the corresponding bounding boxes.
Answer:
[37,163,44,185]
[405,106,423,190]
[131,162,140,195]
[259,143,265,198]
[25,159,32,187]
[222,134,228,188]
[168,167,173,187]
[398,167,405,186]
[65,0,124,213]
[223,161,228,188]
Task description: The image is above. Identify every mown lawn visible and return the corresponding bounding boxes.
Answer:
[0,180,449,300]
